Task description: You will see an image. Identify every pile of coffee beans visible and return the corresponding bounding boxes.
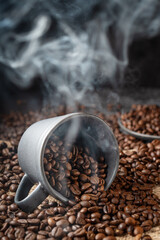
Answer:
[121,104,160,135]
[44,137,107,202]
[0,104,159,240]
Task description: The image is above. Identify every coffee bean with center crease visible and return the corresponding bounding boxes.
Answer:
[76,212,86,225]
[51,227,63,238]
[73,228,86,237]
[24,231,36,240]
[14,227,25,238]
[56,219,69,228]
[70,184,81,196]
[90,176,99,185]
[87,231,95,240]
[80,201,91,208]
[81,194,90,201]
[88,206,100,212]
[79,174,88,182]
[81,183,92,191]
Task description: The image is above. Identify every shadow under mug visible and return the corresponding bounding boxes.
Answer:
[15,112,119,212]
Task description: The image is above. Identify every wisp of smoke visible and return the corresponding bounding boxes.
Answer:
[0,0,160,103]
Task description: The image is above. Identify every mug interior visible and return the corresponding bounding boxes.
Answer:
[42,114,119,202]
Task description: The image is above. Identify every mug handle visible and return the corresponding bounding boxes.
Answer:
[15,174,48,213]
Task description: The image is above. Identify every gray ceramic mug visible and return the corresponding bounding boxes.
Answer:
[15,112,119,212]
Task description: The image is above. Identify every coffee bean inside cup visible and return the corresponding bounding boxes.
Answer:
[44,134,107,202]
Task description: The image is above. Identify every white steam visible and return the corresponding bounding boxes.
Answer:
[0,0,160,101]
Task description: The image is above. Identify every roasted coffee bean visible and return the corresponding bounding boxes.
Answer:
[125,217,136,225]
[79,174,88,182]
[9,203,18,211]
[141,220,153,227]
[80,201,91,208]
[27,226,39,232]
[111,197,119,204]
[68,215,76,224]
[70,184,81,196]
[124,205,132,214]
[80,207,87,214]
[17,219,28,224]
[95,233,106,240]
[56,219,69,228]
[105,227,114,236]
[25,231,37,239]
[51,227,63,238]
[48,218,56,227]
[90,176,99,185]
[88,206,99,212]
[71,169,80,177]
[9,184,18,192]
[76,212,86,225]
[134,226,144,235]
[71,224,80,231]
[0,205,7,211]
[66,162,72,171]
[16,211,28,219]
[28,219,40,225]
[86,231,95,240]
[36,234,46,239]
[81,183,92,191]
[118,223,126,231]
[81,194,90,201]
[15,227,25,238]
[91,212,101,219]
[74,228,86,237]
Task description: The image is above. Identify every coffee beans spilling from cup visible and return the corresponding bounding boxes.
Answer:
[44,136,107,202]
[121,104,160,135]
[0,104,160,240]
